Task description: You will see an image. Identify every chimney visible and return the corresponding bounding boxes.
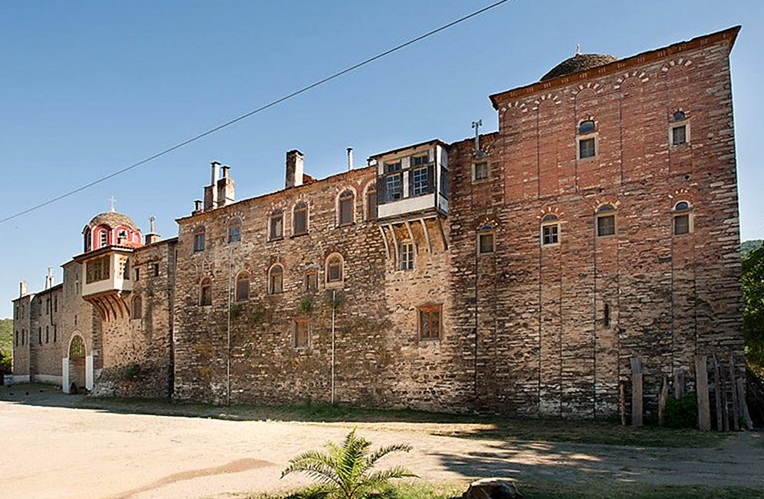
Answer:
[19,280,27,297]
[145,216,160,245]
[194,200,203,213]
[217,165,235,207]
[45,267,54,290]
[286,150,304,189]
[347,147,354,170]
[204,161,221,210]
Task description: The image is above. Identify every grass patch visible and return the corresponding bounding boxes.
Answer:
[237,480,764,499]
[74,396,728,448]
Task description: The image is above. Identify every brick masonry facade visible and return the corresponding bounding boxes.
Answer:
[11,27,744,418]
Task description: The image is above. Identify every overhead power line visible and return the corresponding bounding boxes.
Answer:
[0,0,509,225]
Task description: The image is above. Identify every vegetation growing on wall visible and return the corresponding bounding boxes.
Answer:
[742,241,764,377]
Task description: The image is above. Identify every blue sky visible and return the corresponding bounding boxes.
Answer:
[1,0,762,317]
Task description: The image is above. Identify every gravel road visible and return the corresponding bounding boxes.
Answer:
[1,385,762,498]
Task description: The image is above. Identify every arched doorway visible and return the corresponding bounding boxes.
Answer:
[67,335,87,393]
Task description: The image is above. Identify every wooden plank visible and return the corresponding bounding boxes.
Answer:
[695,355,711,431]
[737,377,754,431]
[631,357,643,427]
[713,355,724,432]
[674,369,685,399]
[658,374,668,427]
[728,355,740,431]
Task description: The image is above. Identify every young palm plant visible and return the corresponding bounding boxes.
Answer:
[281,429,417,499]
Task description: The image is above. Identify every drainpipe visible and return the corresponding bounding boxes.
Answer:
[331,290,336,404]
[226,247,233,405]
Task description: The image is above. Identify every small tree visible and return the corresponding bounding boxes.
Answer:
[281,429,416,499]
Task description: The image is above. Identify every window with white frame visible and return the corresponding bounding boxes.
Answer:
[673,201,692,235]
[541,214,560,246]
[596,204,617,237]
[227,218,241,243]
[399,241,415,270]
[326,254,343,284]
[577,119,597,160]
[269,265,284,294]
[473,161,489,182]
[670,111,690,146]
[293,202,308,236]
[338,190,354,226]
[269,210,284,240]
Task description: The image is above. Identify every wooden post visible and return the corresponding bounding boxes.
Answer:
[619,381,626,426]
[658,374,669,427]
[695,355,711,431]
[674,369,685,399]
[737,377,754,431]
[713,355,724,432]
[631,357,643,427]
[728,356,740,431]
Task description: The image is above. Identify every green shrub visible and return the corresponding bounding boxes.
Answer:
[664,392,697,429]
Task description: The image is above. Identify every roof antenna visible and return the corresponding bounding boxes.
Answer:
[472,120,487,158]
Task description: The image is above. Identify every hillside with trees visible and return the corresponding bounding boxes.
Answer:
[0,318,11,375]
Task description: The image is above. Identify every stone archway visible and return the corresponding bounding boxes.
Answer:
[66,335,87,393]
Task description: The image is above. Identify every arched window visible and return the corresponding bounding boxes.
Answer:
[227,218,241,243]
[365,186,377,221]
[541,213,560,246]
[596,204,616,237]
[235,272,250,301]
[293,202,308,236]
[84,228,92,252]
[577,119,597,160]
[199,278,212,306]
[673,201,692,235]
[193,226,206,253]
[670,111,690,146]
[578,119,596,134]
[269,265,284,294]
[98,228,109,249]
[131,295,143,320]
[270,209,284,240]
[338,190,354,226]
[326,254,344,284]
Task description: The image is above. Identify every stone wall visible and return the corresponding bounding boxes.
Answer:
[444,32,743,417]
[92,239,176,398]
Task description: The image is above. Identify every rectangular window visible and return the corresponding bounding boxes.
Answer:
[412,153,429,166]
[236,277,250,301]
[327,260,342,283]
[386,173,403,202]
[384,161,402,173]
[399,242,415,270]
[418,304,442,340]
[366,191,377,220]
[674,214,690,235]
[305,270,318,291]
[134,268,140,281]
[671,125,687,146]
[294,319,310,349]
[542,224,559,245]
[193,233,205,252]
[86,256,110,283]
[578,137,596,159]
[478,233,494,254]
[270,271,283,294]
[473,162,489,182]
[411,167,431,196]
[270,213,284,240]
[604,303,611,328]
[597,215,616,237]
[153,263,160,277]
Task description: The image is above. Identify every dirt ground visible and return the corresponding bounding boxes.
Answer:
[1,384,762,499]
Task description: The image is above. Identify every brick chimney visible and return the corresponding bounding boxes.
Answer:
[216,165,235,207]
[204,161,221,210]
[19,280,28,297]
[145,216,160,245]
[286,150,304,189]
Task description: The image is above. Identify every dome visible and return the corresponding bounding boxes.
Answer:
[86,211,139,231]
[540,53,617,81]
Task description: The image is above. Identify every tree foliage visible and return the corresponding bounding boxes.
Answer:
[743,243,764,375]
[281,429,416,499]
